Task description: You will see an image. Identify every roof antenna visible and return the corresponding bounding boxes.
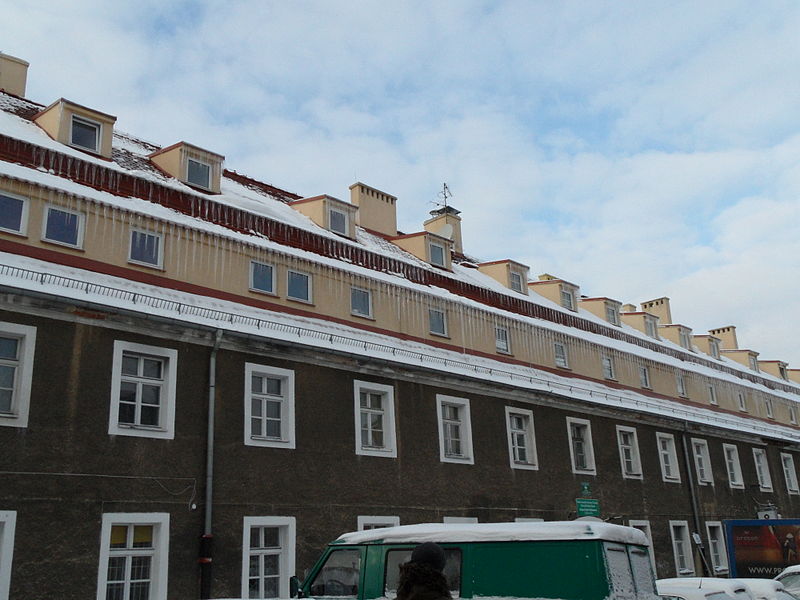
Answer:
[437,183,452,209]
[430,183,460,217]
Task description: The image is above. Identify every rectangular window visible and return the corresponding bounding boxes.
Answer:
[709,339,721,359]
[509,271,523,292]
[657,432,681,483]
[792,406,798,425]
[737,392,747,412]
[505,407,538,470]
[286,270,312,303]
[357,516,400,531]
[96,513,169,600]
[0,510,17,600]
[707,384,717,406]
[753,448,773,491]
[187,158,211,189]
[429,307,447,336]
[437,395,473,464]
[679,329,692,350]
[245,364,295,449]
[617,426,642,479]
[706,522,728,574]
[0,192,27,235]
[42,205,84,248]
[765,398,775,419]
[329,208,348,235]
[638,366,651,389]
[71,115,100,152]
[250,261,276,295]
[779,365,789,381]
[749,355,759,371]
[554,342,569,369]
[601,355,616,380]
[354,381,396,458]
[567,417,596,475]
[0,322,36,429]
[129,229,163,268]
[628,520,656,574]
[723,444,744,489]
[560,287,575,310]
[605,303,620,325]
[781,453,799,494]
[692,438,713,485]
[676,373,687,397]
[495,326,510,353]
[241,517,296,600]
[669,521,695,575]
[645,317,658,339]
[109,341,178,439]
[429,242,446,267]
[350,287,372,318]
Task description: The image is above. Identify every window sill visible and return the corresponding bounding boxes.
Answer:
[128,260,165,271]
[42,238,85,251]
[429,331,450,339]
[351,312,375,321]
[0,227,27,237]
[663,477,682,484]
[496,349,513,356]
[622,473,643,480]
[511,461,539,471]
[249,288,278,298]
[287,297,314,306]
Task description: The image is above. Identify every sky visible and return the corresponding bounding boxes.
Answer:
[2,1,799,368]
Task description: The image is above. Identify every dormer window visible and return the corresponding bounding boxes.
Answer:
[329,208,348,236]
[749,355,759,372]
[678,329,692,350]
[560,286,576,311]
[509,271,524,293]
[187,158,211,189]
[709,339,721,360]
[429,241,446,267]
[779,365,789,381]
[645,316,658,339]
[605,303,620,326]
[70,115,101,152]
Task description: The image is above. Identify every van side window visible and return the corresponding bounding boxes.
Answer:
[384,548,462,598]
[309,549,362,598]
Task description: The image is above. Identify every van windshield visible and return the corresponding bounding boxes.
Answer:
[604,542,656,600]
[384,548,462,598]
[309,549,362,599]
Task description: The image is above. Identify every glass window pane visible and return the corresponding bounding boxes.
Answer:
[287,271,310,301]
[131,555,152,578]
[262,577,279,598]
[0,336,19,359]
[250,528,261,549]
[187,159,211,188]
[265,420,281,438]
[140,405,160,427]
[0,364,15,389]
[262,527,280,548]
[266,400,281,419]
[122,355,139,376]
[141,385,161,406]
[118,402,136,424]
[252,263,274,293]
[266,377,281,396]
[0,192,23,231]
[110,525,128,548]
[133,525,153,548]
[72,118,98,150]
[106,582,125,600]
[142,359,162,379]
[130,231,160,265]
[0,389,12,413]
[252,399,263,417]
[263,554,280,575]
[45,208,80,245]
[107,556,127,581]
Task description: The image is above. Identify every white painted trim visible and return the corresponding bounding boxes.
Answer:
[723,443,744,489]
[128,228,164,269]
[669,519,695,576]
[657,432,681,483]
[249,260,277,296]
[753,447,773,491]
[566,416,596,475]
[0,190,29,236]
[436,394,474,465]
[240,516,296,600]
[705,520,729,574]
[350,286,373,318]
[0,511,17,600]
[0,322,36,429]
[353,380,396,458]
[244,363,296,449]
[41,204,85,249]
[96,512,169,600]
[286,269,313,303]
[691,437,714,486]
[505,406,538,471]
[616,425,642,480]
[69,114,102,153]
[357,515,400,530]
[108,341,178,439]
[781,452,799,494]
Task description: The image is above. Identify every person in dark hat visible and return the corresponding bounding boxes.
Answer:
[396,542,452,600]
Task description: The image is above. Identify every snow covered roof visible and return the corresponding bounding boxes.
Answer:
[334,521,649,546]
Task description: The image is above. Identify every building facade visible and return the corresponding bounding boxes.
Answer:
[1,53,799,599]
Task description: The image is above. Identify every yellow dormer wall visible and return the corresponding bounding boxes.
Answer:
[291,195,357,239]
[476,260,529,294]
[392,232,452,270]
[580,297,622,325]
[693,335,722,359]
[149,142,224,193]
[659,324,693,350]
[424,211,463,254]
[33,99,117,159]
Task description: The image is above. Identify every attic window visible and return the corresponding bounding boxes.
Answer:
[187,158,211,189]
[429,241,446,267]
[709,339,721,360]
[560,286,576,311]
[70,116,100,152]
[644,317,658,339]
[749,355,759,372]
[605,303,620,326]
[329,208,348,236]
[509,271,524,293]
[678,329,692,350]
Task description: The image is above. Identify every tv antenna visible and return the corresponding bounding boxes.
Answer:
[436,183,452,209]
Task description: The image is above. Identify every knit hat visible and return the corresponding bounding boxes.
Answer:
[410,542,446,572]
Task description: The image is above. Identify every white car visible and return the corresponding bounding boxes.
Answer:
[738,578,798,600]
[776,566,800,598]
[658,578,754,600]
[656,582,736,600]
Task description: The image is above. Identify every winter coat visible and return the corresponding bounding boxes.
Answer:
[396,562,452,600]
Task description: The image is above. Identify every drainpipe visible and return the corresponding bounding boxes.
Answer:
[200,329,223,599]
[680,421,710,576]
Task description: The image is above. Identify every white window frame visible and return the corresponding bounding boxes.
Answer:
[436,395,474,465]
[601,355,616,380]
[749,355,759,371]
[429,241,446,267]
[669,520,695,576]
[616,425,642,479]
[509,271,524,293]
[250,261,276,295]
[96,512,169,600]
[605,303,620,326]
[428,307,448,337]
[0,511,17,600]
[70,114,101,152]
[108,341,178,440]
[328,207,349,236]
[350,286,373,318]
[638,366,651,389]
[495,325,510,354]
[707,384,718,406]
[566,417,596,475]
[723,444,744,489]
[286,269,312,303]
[42,204,85,248]
[781,453,800,495]
[709,339,721,359]
[628,520,656,573]
[244,363,296,449]
[737,392,747,412]
[753,447,773,492]
[0,191,28,236]
[645,316,658,339]
[691,438,713,486]
[354,380,396,458]
[554,342,569,369]
[0,321,36,429]
[241,516,296,600]
[791,406,798,425]
[186,157,212,190]
[357,516,400,531]
[657,432,681,483]
[505,406,538,471]
[679,328,692,350]
[765,398,775,419]
[705,521,729,574]
[128,228,164,269]
[560,286,576,311]
[676,372,687,397]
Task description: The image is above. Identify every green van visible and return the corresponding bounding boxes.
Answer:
[293,521,657,600]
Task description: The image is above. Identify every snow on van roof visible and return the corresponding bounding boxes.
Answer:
[334,521,648,546]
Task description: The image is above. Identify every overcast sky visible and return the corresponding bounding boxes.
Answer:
[3,1,799,368]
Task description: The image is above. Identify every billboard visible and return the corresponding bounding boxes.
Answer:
[725,519,800,577]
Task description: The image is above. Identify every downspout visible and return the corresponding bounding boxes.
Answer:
[200,329,223,599]
[680,421,710,576]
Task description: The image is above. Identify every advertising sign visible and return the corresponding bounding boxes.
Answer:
[725,519,800,577]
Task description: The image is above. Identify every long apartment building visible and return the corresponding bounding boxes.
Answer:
[1,53,799,600]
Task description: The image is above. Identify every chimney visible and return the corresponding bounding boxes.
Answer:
[640,297,672,325]
[349,182,397,237]
[0,52,29,97]
[621,303,637,313]
[709,326,738,350]
[424,205,462,254]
